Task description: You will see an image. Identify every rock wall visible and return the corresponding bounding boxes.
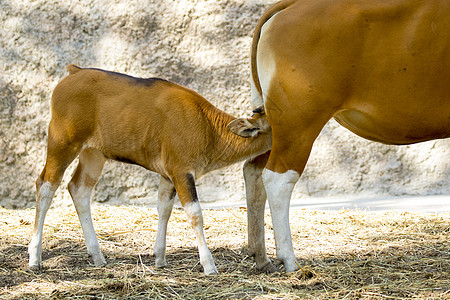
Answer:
[1,0,449,209]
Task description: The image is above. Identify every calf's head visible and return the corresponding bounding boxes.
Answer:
[227,107,271,138]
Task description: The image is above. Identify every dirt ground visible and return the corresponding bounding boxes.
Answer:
[1,206,449,299]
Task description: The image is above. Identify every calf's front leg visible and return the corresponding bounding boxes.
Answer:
[68,148,107,267]
[172,173,218,275]
[154,176,176,268]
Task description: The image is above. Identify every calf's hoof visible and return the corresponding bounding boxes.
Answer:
[94,260,107,267]
[203,265,219,275]
[92,254,107,267]
[155,258,168,268]
[28,263,42,271]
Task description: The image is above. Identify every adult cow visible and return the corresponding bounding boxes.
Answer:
[235,0,450,273]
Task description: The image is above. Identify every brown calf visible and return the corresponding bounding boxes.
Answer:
[28,64,271,275]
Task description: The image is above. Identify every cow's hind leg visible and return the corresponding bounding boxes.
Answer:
[154,176,176,268]
[262,168,300,273]
[29,127,83,269]
[243,152,278,273]
[262,76,335,272]
[68,148,106,266]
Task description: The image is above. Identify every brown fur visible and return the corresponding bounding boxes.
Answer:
[41,64,271,187]
[29,65,271,273]
[251,0,450,173]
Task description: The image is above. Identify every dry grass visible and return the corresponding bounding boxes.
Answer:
[1,205,449,299]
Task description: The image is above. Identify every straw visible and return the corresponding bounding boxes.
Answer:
[1,206,448,299]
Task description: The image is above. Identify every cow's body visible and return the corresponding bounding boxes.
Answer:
[28,65,271,275]
[242,0,450,272]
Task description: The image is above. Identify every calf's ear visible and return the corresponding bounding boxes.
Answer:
[227,118,261,138]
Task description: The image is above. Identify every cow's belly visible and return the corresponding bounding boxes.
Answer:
[334,108,450,145]
[259,0,450,145]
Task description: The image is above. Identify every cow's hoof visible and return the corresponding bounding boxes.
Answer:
[258,262,279,274]
[28,264,42,272]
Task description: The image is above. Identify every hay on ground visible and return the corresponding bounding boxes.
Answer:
[1,205,449,299]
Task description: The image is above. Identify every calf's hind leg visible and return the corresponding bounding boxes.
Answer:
[68,148,107,266]
[29,174,60,269]
[29,128,83,269]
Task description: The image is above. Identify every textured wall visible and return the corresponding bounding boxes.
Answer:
[1,0,449,209]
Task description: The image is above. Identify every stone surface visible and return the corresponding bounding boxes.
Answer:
[1,0,449,209]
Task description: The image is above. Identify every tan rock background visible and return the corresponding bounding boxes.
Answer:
[1,0,449,209]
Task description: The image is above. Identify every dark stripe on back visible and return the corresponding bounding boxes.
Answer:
[87,67,168,87]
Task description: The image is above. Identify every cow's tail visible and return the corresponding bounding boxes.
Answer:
[251,0,295,106]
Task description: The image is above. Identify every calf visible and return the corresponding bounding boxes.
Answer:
[28,64,271,275]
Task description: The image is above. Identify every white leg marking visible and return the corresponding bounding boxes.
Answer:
[154,177,175,268]
[262,169,300,273]
[28,182,56,269]
[69,182,106,266]
[184,201,218,275]
[243,161,273,270]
